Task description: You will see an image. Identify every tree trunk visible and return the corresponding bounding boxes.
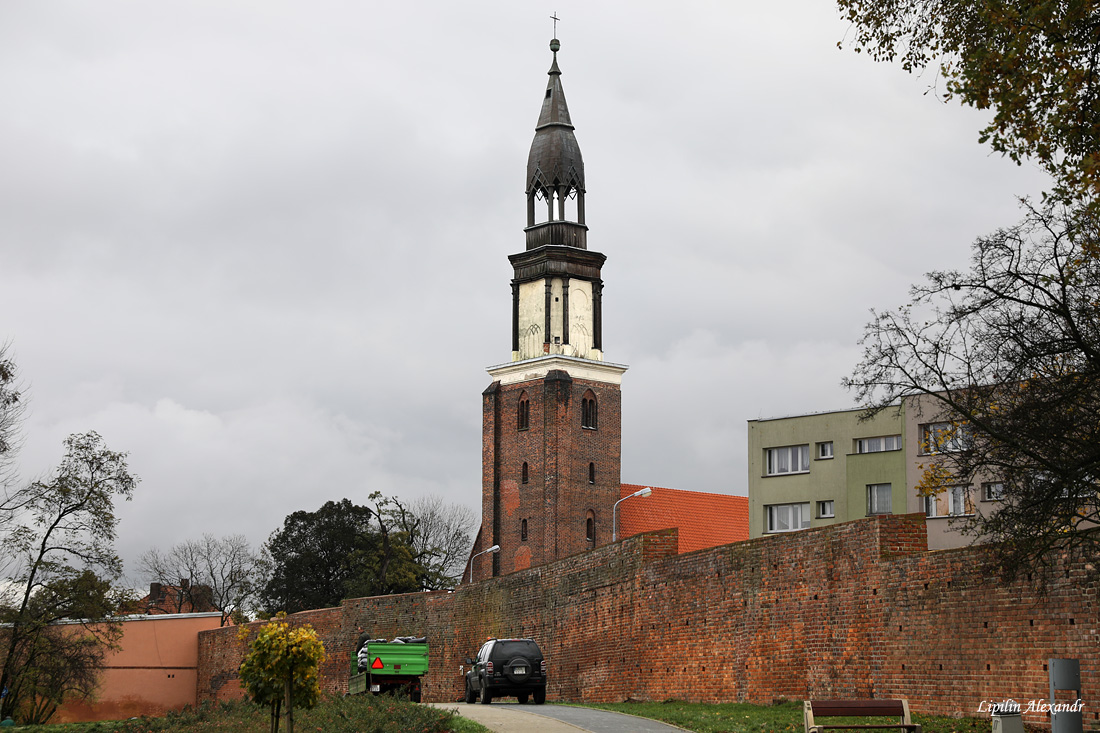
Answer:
[284,676,294,733]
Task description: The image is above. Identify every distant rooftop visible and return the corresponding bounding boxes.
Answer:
[618,483,748,553]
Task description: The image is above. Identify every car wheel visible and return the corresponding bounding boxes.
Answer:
[464,679,476,704]
[480,684,492,704]
[533,687,546,704]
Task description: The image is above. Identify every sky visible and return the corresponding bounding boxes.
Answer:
[0,1,1050,585]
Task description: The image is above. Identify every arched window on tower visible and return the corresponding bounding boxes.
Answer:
[518,392,530,431]
[585,510,596,549]
[521,462,529,484]
[588,462,595,484]
[581,392,598,430]
[521,518,528,541]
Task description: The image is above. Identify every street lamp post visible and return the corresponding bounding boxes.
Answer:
[467,544,500,584]
[613,487,652,542]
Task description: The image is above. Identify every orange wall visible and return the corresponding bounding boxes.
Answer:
[54,613,223,723]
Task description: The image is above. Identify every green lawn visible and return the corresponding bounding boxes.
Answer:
[568,699,1045,733]
[6,695,487,733]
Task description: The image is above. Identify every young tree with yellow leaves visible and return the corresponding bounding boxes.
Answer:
[238,617,325,733]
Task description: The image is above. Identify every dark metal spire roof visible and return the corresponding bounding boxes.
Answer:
[526,38,585,198]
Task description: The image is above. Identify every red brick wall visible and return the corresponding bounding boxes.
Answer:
[199,514,1097,729]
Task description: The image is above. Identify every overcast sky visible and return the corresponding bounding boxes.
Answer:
[1,1,1049,584]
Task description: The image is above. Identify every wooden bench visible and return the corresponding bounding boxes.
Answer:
[804,699,922,732]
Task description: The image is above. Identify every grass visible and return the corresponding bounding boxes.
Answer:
[566,699,1048,732]
[9,695,488,733]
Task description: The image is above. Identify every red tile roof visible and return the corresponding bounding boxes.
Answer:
[617,483,748,553]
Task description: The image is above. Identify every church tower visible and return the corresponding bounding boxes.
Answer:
[473,38,627,582]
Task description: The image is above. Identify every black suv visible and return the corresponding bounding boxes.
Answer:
[464,638,546,704]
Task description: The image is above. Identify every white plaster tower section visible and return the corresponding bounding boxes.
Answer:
[514,278,599,361]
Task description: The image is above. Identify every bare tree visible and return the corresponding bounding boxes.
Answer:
[138,533,259,625]
[846,199,1100,579]
[388,495,476,590]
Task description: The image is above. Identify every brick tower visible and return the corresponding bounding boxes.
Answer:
[473,37,627,581]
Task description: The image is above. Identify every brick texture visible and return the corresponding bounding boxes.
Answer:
[198,514,1098,729]
[478,370,622,580]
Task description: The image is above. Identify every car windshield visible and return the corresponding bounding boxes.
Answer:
[495,641,540,659]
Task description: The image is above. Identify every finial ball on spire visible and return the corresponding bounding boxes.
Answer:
[549,38,560,53]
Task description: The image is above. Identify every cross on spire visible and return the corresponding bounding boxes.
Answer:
[551,12,559,36]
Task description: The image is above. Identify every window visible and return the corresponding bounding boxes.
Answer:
[520,518,528,541]
[948,486,970,516]
[521,462,529,484]
[581,393,598,430]
[924,494,939,518]
[921,422,968,454]
[856,435,901,453]
[817,500,835,518]
[766,503,811,533]
[765,445,810,475]
[588,462,595,484]
[867,483,892,515]
[585,509,596,546]
[817,442,834,460]
[982,482,1004,501]
[517,393,530,431]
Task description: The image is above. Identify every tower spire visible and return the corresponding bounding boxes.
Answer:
[525,37,586,247]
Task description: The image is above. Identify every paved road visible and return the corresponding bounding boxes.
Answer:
[429,702,691,733]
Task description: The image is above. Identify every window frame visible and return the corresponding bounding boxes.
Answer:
[920,422,969,454]
[867,483,893,515]
[581,394,598,430]
[982,482,1004,501]
[765,502,812,533]
[855,435,902,454]
[816,442,834,460]
[947,485,970,516]
[517,394,530,431]
[764,444,810,476]
[817,500,835,518]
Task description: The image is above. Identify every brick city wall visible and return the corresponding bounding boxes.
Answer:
[198,514,1098,728]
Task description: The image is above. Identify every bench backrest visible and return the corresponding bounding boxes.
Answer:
[810,699,908,718]
[804,698,919,732]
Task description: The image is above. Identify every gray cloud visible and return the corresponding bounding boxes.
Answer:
[1,0,1050,579]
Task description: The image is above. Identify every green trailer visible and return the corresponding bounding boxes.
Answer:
[350,638,429,703]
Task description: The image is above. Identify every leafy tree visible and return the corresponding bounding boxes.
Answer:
[845,199,1100,578]
[259,494,474,614]
[836,0,1100,198]
[139,533,259,625]
[0,431,138,722]
[259,499,376,614]
[237,617,325,733]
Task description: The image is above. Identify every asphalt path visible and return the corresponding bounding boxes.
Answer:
[429,702,691,733]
